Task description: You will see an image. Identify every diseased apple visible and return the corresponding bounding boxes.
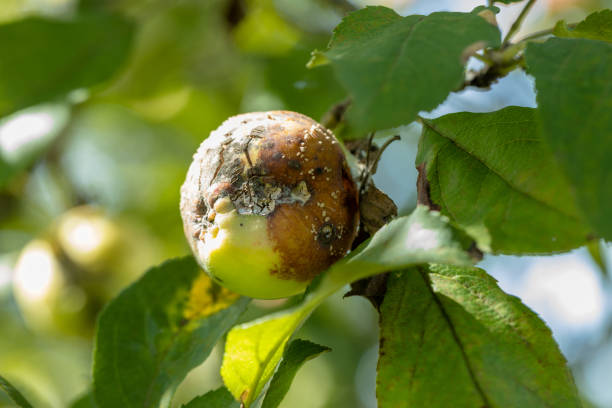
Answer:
[180,111,359,299]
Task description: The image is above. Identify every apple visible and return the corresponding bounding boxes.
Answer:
[12,206,162,337]
[180,111,359,299]
[12,239,92,336]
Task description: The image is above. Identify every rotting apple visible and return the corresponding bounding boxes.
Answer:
[180,111,359,299]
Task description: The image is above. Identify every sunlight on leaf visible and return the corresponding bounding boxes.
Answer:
[183,272,240,320]
[305,50,330,69]
[0,103,70,188]
[222,310,310,406]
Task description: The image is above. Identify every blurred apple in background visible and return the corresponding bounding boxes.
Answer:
[12,205,163,337]
[55,205,162,293]
[13,238,94,337]
[56,206,120,272]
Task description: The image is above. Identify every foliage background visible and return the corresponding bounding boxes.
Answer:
[0,0,611,407]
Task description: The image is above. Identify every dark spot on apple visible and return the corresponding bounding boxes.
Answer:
[195,198,208,216]
[247,165,265,177]
[288,159,301,170]
[317,223,336,246]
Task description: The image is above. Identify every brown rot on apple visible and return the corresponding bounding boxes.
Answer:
[180,111,359,299]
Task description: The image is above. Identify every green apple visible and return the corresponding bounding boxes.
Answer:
[13,206,164,337]
[56,206,120,272]
[12,239,91,336]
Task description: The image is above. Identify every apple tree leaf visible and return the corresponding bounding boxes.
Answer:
[553,9,612,43]
[0,14,134,117]
[377,265,581,407]
[526,38,612,240]
[181,387,239,408]
[93,257,249,408]
[321,6,500,131]
[416,106,591,253]
[0,375,34,408]
[261,339,330,408]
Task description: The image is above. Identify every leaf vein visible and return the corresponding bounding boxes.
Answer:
[421,118,580,221]
[418,267,491,407]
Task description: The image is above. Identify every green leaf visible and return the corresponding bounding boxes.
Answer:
[305,49,330,69]
[222,310,307,407]
[261,340,330,408]
[377,265,581,408]
[233,3,300,57]
[526,38,612,240]
[471,6,501,14]
[0,14,134,117]
[553,9,612,43]
[416,106,591,254]
[322,6,500,131]
[100,1,236,98]
[0,103,70,188]
[587,240,608,277]
[347,206,475,270]
[221,206,475,407]
[0,375,33,408]
[181,387,239,408]
[263,44,346,121]
[93,257,249,408]
[70,391,97,408]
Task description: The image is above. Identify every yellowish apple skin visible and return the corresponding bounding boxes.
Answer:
[196,197,308,299]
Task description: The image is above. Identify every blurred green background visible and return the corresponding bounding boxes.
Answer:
[1,0,611,407]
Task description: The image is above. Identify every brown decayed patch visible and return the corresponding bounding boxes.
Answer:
[250,111,359,281]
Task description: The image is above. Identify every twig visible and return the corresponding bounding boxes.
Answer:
[320,97,351,130]
[457,55,524,91]
[364,132,375,170]
[516,22,577,42]
[358,132,376,197]
[369,135,400,175]
[501,0,536,47]
[358,134,399,197]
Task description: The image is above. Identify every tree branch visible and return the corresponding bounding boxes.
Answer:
[320,97,351,130]
[501,0,536,47]
[516,23,577,42]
